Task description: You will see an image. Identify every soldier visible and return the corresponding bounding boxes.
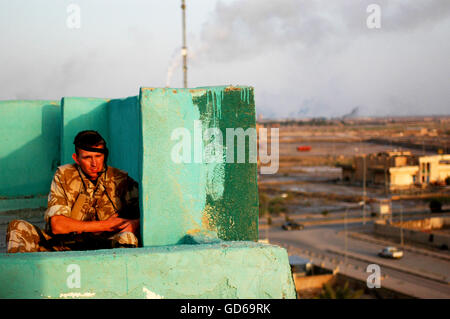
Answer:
[6,130,140,253]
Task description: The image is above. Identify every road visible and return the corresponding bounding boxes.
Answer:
[262,220,450,299]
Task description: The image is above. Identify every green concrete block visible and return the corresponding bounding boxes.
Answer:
[107,96,141,182]
[0,86,294,300]
[139,86,258,247]
[60,97,110,165]
[0,100,60,197]
[0,196,47,213]
[0,242,296,299]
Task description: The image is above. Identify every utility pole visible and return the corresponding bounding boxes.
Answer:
[400,204,404,247]
[362,154,366,225]
[384,167,388,195]
[181,0,188,88]
[344,207,348,266]
[389,200,393,224]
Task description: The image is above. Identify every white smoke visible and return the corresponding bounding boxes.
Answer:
[195,0,450,62]
[166,48,182,87]
[188,0,450,118]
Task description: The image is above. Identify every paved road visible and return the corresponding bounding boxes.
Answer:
[263,221,450,299]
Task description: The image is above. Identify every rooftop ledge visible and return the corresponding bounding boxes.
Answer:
[0,241,296,299]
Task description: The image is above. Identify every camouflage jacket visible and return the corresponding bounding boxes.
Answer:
[44,164,139,232]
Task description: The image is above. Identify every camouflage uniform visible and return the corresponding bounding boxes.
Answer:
[6,164,140,253]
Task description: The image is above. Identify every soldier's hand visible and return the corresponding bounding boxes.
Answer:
[118,219,140,235]
[103,214,128,232]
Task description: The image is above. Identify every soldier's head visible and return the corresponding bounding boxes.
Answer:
[72,130,109,180]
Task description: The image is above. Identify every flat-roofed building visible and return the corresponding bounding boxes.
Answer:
[342,151,450,191]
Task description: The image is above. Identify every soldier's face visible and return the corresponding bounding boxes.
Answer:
[72,146,105,180]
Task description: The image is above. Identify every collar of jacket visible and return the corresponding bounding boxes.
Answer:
[75,164,108,189]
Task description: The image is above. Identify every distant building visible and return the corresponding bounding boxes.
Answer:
[370,198,392,216]
[341,151,450,191]
[416,155,450,185]
[403,127,438,137]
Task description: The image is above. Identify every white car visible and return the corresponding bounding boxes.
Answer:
[378,246,404,259]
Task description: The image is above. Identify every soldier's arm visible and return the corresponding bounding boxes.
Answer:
[51,214,129,235]
[45,168,72,230]
[46,168,129,235]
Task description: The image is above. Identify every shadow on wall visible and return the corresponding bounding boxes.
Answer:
[0,102,60,197]
[107,96,140,181]
[62,106,109,164]
[60,97,110,166]
[0,97,140,298]
[0,97,140,198]
[61,96,140,181]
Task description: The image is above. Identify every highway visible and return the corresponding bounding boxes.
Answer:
[262,219,450,299]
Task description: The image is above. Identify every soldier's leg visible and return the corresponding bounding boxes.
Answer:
[6,220,43,253]
[6,220,71,252]
[110,232,138,248]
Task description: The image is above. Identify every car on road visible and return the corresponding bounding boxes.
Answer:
[282,221,305,231]
[378,246,404,259]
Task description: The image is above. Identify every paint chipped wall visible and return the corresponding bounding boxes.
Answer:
[139,86,258,246]
[0,87,297,300]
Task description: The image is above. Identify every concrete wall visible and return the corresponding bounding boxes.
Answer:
[374,219,450,248]
[419,156,440,184]
[393,217,450,231]
[0,100,61,197]
[139,87,258,246]
[293,273,335,292]
[0,242,296,299]
[60,97,110,165]
[107,96,140,181]
[389,166,418,188]
[0,86,298,299]
[0,96,139,198]
[438,164,450,183]
[417,155,450,184]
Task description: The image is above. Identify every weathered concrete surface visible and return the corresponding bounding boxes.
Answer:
[0,196,47,213]
[140,87,258,247]
[0,242,296,299]
[107,96,140,182]
[0,100,60,197]
[0,86,294,299]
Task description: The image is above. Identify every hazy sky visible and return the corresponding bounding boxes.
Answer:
[0,0,449,118]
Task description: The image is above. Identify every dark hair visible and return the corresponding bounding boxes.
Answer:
[73,130,107,155]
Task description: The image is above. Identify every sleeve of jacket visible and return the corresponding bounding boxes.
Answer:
[44,168,72,227]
